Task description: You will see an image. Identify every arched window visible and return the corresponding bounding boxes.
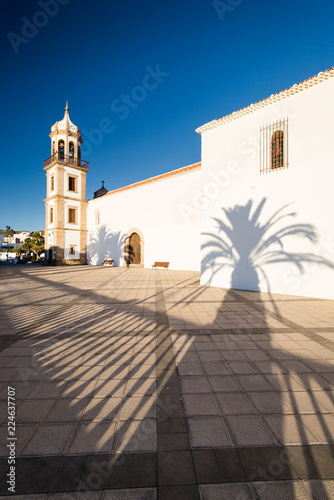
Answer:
[271,130,284,169]
[69,142,75,163]
[58,140,65,161]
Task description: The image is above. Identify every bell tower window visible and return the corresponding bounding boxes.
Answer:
[58,140,65,161]
[69,142,75,163]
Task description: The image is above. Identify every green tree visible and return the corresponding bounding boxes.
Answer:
[30,232,45,261]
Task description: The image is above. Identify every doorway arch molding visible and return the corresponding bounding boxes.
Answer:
[125,227,145,266]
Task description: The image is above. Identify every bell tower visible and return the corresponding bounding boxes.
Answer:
[44,103,89,265]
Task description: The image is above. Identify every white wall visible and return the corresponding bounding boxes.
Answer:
[87,167,202,271]
[200,77,334,299]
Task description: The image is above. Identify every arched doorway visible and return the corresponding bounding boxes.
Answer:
[129,232,141,264]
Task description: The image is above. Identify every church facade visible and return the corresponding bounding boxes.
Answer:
[44,67,334,300]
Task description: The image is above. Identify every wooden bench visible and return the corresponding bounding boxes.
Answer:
[103,259,114,266]
[152,261,169,269]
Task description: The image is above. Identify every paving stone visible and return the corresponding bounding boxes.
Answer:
[259,446,299,480]
[227,361,258,374]
[183,394,220,416]
[126,379,156,396]
[158,433,190,451]
[103,488,157,499]
[199,483,254,500]
[192,449,222,483]
[82,397,122,421]
[304,479,334,499]
[304,444,334,478]
[21,423,75,456]
[158,484,199,500]
[131,452,157,487]
[50,455,86,492]
[24,456,62,493]
[201,361,231,375]
[215,448,247,482]
[249,391,293,414]
[226,415,276,446]
[45,398,89,422]
[177,362,204,376]
[238,374,274,391]
[180,377,211,394]
[208,375,241,392]
[16,399,54,423]
[104,453,133,489]
[100,364,130,379]
[121,396,156,419]
[158,450,196,485]
[216,392,256,415]
[113,419,156,452]
[69,422,116,454]
[187,416,232,448]
[252,479,313,499]
[265,415,321,445]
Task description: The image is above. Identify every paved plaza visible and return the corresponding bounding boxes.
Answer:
[0,265,334,499]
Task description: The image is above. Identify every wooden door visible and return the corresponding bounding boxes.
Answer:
[129,233,141,264]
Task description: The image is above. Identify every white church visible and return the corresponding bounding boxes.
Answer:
[44,66,334,300]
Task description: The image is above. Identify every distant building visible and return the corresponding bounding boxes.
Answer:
[44,68,334,299]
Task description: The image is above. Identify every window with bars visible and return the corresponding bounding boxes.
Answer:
[68,176,76,192]
[260,118,288,174]
[68,208,76,224]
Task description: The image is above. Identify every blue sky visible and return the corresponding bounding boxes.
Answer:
[1,0,334,231]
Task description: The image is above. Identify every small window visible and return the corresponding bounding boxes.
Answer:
[95,210,100,225]
[68,208,76,224]
[68,176,76,192]
[50,176,54,191]
[69,245,75,255]
[260,118,288,174]
[271,131,284,169]
[50,207,54,223]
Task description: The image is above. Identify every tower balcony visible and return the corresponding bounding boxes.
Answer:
[44,152,89,170]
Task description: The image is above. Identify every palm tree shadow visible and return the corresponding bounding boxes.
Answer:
[214,287,334,500]
[201,198,334,292]
[88,226,126,266]
[200,198,334,499]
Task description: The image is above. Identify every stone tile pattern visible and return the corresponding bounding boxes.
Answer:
[0,266,334,498]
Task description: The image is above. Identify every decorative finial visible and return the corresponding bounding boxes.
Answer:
[102,180,105,187]
[65,100,69,112]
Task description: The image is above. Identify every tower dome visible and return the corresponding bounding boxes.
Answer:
[49,102,83,162]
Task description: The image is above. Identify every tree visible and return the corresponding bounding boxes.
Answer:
[4,226,15,241]
[22,232,45,261]
[30,232,44,260]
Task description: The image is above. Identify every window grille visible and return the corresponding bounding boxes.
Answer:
[68,208,76,224]
[68,176,76,192]
[260,118,288,174]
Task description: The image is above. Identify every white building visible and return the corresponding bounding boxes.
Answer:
[44,67,334,299]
